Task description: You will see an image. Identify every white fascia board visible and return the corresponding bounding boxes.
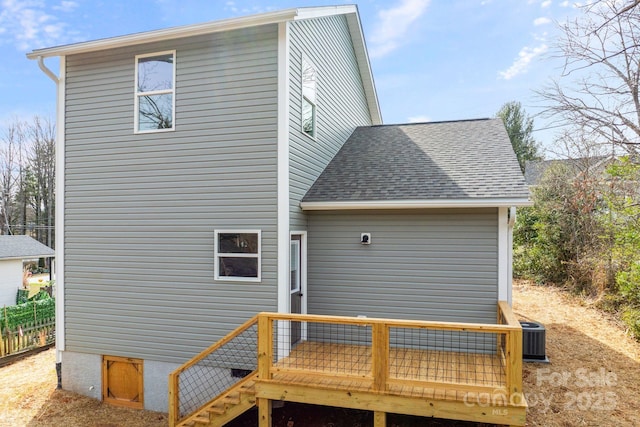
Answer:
[344,11,382,125]
[27,9,300,59]
[0,254,55,261]
[300,198,533,210]
[26,6,361,60]
[294,5,357,20]
[296,5,380,125]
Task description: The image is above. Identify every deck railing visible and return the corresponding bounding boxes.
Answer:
[169,315,258,426]
[259,303,523,396]
[169,302,523,426]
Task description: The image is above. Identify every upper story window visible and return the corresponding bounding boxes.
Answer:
[135,51,175,133]
[214,230,261,282]
[301,57,317,138]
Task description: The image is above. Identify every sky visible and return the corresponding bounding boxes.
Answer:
[0,0,587,153]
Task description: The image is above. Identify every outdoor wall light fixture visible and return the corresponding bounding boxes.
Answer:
[361,233,371,245]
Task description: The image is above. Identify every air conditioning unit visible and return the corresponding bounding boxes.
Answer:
[520,321,549,363]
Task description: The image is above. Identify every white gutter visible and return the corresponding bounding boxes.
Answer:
[300,198,533,210]
[34,56,66,364]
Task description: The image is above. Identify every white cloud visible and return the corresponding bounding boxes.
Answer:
[533,16,551,25]
[498,43,548,80]
[369,0,430,59]
[408,115,431,123]
[541,0,552,7]
[53,1,78,13]
[560,0,571,6]
[0,0,73,51]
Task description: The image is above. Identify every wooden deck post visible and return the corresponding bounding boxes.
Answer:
[499,302,524,403]
[372,322,389,392]
[168,372,178,427]
[258,314,273,381]
[506,326,523,399]
[258,398,272,427]
[374,411,386,427]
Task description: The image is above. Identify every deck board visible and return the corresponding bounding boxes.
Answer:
[272,340,506,402]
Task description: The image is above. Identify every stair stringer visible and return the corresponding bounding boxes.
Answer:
[177,373,258,427]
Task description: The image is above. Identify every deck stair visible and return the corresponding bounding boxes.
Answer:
[176,374,257,427]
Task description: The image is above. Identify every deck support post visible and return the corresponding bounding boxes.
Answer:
[258,398,272,427]
[374,411,386,427]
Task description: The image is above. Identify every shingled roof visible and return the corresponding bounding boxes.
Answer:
[301,118,530,208]
[0,235,55,260]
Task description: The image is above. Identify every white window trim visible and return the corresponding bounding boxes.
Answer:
[214,229,262,282]
[134,50,176,134]
[301,55,317,140]
[290,239,301,294]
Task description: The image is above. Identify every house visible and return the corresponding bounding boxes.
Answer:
[27,5,530,426]
[0,235,55,307]
[524,156,613,187]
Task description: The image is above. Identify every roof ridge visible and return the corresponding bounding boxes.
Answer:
[368,118,495,128]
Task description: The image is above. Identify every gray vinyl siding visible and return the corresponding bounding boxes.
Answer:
[288,16,372,230]
[307,209,499,325]
[64,25,279,364]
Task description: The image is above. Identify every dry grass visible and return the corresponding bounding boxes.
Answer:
[0,349,167,427]
[1,280,640,426]
[514,280,640,427]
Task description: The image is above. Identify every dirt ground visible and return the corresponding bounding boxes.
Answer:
[512,281,640,427]
[1,280,639,426]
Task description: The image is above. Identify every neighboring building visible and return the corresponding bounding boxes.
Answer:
[27,5,530,419]
[0,235,55,307]
[524,156,612,186]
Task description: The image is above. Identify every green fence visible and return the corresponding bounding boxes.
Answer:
[1,294,55,357]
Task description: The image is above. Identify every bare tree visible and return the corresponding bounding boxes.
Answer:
[27,117,56,248]
[538,1,640,155]
[0,117,55,247]
[0,122,26,235]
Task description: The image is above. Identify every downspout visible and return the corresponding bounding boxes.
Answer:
[37,56,59,83]
[35,55,64,389]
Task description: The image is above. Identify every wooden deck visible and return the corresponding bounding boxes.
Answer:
[169,303,527,427]
[272,341,506,393]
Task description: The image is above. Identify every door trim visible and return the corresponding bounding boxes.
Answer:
[290,231,307,317]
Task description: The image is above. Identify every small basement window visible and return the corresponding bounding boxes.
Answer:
[301,57,317,138]
[135,50,175,132]
[215,230,261,282]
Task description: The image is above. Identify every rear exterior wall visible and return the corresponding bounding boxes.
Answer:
[307,209,499,324]
[63,24,280,365]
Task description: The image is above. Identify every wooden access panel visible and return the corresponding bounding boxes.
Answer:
[102,355,144,409]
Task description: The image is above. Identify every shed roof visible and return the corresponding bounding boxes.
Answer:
[0,236,55,260]
[301,118,530,210]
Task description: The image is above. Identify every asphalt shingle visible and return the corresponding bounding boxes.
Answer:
[0,235,55,260]
[302,118,530,202]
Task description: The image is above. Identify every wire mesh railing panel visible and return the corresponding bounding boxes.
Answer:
[274,320,372,378]
[177,322,257,417]
[388,327,506,388]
